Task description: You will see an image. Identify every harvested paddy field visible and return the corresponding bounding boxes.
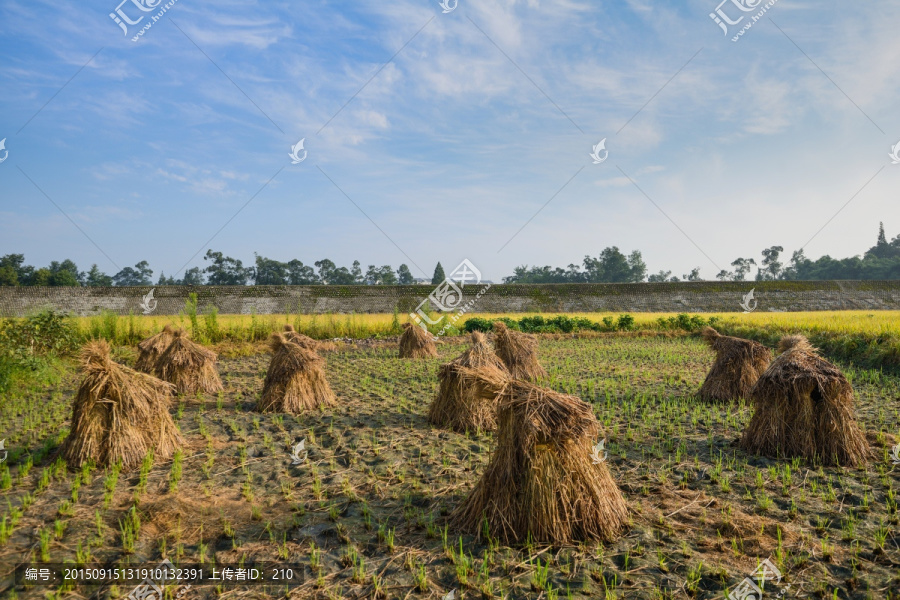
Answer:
[1,334,898,599]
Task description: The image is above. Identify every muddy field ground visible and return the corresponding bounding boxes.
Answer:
[1,334,899,599]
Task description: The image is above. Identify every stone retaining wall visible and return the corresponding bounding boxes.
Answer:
[0,280,898,317]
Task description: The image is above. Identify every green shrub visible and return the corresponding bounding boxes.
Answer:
[656,313,718,332]
[0,310,80,357]
[0,310,75,394]
[616,314,635,331]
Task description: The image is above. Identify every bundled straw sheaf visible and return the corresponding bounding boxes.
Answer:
[398,322,438,359]
[428,331,509,432]
[135,325,176,373]
[739,335,869,466]
[451,366,628,545]
[61,340,182,470]
[492,322,547,382]
[154,330,223,395]
[257,333,336,413]
[282,324,337,353]
[697,327,771,402]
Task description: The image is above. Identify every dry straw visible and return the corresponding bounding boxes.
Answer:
[257,333,336,413]
[282,324,337,353]
[398,322,438,359]
[698,327,771,401]
[451,366,628,545]
[492,321,547,381]
[134,324,175,373]
[428,331,508,432]
[154,329,223,395]
[61,340,182,470]
[739,335,869,466]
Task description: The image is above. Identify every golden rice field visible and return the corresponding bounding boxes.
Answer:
[67,310,900,343]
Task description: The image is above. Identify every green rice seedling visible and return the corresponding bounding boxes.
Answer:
[686,562,703,595]
[39,527,51,561]
[168,450,183,493]
[119,507,140,554]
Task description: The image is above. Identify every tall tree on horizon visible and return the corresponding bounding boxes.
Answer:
[431,262,445,285]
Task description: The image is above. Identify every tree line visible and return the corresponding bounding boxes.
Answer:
[504,223,900,283]
[2,224,899,287]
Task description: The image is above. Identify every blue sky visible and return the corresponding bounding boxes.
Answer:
[1,0,898,282]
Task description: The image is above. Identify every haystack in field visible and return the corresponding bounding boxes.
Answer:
[427,331,508,432]
[451,367,628,545]
[257,333,336,413]
[154,329,223,395]
[135,325,175,373]
[739,335,869,466]
[398,322,438,359]
[61,340,182,470]
[697,327,771,402]
[282,325,338,353]
[492,321,546,381]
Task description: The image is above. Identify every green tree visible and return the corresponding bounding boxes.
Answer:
[730,258,756,281]
[431,262,445,285]
[0,254,27,285]
[287,260,318,284]
[396,264,414,284]
[314,259,338,284]
[181,267,205,285]
[204,250,250,285]
[253,254,289,285]
[683,267,702,281]
[29,268,52,286]
[757,246,784,281]
[113,261,153,286]
[350,260,363,285]
[47,260,81,286]
[0,264,17,286]
[84,264,113,286]
[365,265,398,285]
[648,270,677,283]
[583,247,646,282]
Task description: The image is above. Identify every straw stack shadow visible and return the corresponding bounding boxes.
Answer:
[134,324,176,373]
[492,322,547,382]
[450,365,628,545]
[398,322,438,359]
[153,329,224,396]
[739,335,870,466]
[257,332,336,413]
[428,331,509,432]
[698,327,771,402]
[61,340,182,470]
